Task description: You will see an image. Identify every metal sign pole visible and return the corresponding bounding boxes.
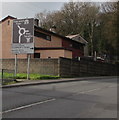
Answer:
[27,54,30,80]
[94,51,97,61]
[15,54,17,77]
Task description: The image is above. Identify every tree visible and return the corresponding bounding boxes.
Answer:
[35,2,100,56]
[98,2,118,60]
[35,2,118,61]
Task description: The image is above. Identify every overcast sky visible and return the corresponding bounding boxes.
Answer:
[1,0,117,20]
[1,2,64,20]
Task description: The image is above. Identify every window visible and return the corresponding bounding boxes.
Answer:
[34,53,40,58]
[34,31,51,41]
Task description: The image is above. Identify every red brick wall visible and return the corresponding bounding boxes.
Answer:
[34,30,62,48]
[35,49,72,59]
[62,39,84,58]
[72,48,84,58]
[62,39,71,48]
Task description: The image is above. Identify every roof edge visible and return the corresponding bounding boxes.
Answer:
[0,15,16,23]
[34,26,85,45]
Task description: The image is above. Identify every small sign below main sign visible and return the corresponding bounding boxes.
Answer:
[12,43,34,54]
[12,18,34,54]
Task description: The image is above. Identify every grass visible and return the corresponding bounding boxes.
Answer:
[29,74,60,80]
[0,72,14,79]
[0,73,60,80]
[1,73,60,85]
[2,81,17,85]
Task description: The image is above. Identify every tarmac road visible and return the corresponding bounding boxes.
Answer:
[2,77,117,118]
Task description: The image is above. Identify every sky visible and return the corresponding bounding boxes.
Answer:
[0,0,117,21]
[1,2,64,20]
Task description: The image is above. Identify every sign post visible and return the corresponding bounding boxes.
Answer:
[14,54,17,77]
[94,51,97,61]
[27,54,30,80]
[12,18,34,80]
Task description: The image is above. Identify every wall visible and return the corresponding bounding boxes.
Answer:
[2,18,14,59]
[0,21,2,59]
[34,34,62,48]
[35,49,72,59]
[1,58,117,77]
[62,39,84,58]
[64,50,72,59]
[1,59,59,76]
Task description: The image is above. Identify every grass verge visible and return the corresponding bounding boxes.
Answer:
[1,73,60,80]
[1,73,60,85]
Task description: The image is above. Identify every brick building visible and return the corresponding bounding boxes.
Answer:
[0,15,88,59]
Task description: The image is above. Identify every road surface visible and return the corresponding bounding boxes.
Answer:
[2,77,117,118]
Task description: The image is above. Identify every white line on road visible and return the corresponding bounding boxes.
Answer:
[74,85,117,95]
[74,88,101,95]
[79,88,101,94]
[108,85,117,88]
[1,98,56,114]
[2,85,116,114]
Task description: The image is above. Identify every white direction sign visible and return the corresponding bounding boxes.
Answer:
[12,18,34,54]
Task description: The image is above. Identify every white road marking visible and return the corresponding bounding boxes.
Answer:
[74,84,117,95]
[74,88,101,95]
[79,88,101,94]
[2,84,117,114]
[108,85,117,88]
[1,98,56,114]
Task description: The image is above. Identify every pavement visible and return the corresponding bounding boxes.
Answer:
[2,76,117,88]
[2,77,117,118]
